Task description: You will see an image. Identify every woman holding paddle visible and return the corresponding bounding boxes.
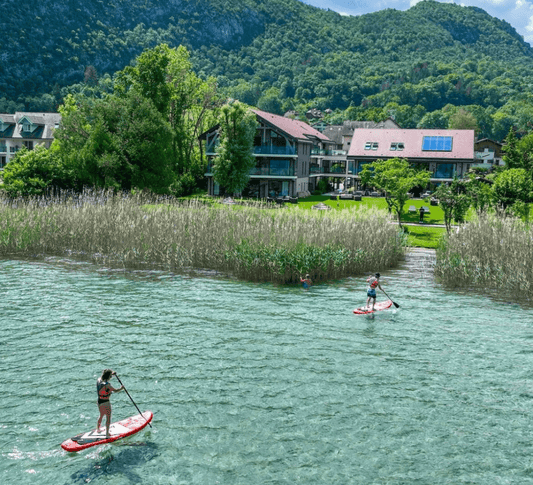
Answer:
[366,273,384,312]
[96,369,124,437]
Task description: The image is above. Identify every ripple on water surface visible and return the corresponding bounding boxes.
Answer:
[2,252,533,484]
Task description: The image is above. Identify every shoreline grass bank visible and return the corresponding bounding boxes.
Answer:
[435,213,532,299]
[0,191,406,284]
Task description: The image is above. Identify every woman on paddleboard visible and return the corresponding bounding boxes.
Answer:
[366,273,383,312]
[96,369,124,437]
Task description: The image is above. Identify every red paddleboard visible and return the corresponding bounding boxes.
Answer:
[353,300,393,315]
[61,411,153,452]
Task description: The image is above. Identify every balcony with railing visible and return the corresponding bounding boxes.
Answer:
[253,145,296,156]
[250,161,295,177]
[310,162,347,175]
[206,162,295,177]
[311,148,347,157]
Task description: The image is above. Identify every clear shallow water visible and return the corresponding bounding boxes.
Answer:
[2,250,533,485]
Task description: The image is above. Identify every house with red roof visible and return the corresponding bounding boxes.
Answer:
[347,128,475,184]
[201,109,334,198]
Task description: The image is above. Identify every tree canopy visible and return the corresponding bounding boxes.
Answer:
[359,158,431,227]
[213,101,257,195]
[1,44,219,196]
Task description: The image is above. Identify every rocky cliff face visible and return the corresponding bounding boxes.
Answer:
[0,0,267,98]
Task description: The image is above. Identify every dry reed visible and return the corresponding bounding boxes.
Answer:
[0,190,406,283]
[435,212,533,299]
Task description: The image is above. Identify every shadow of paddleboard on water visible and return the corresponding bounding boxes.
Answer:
[68,442,159,484]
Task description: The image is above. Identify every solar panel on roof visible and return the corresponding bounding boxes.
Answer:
[422,136,453,152]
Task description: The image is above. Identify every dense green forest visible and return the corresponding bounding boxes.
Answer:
[2,0,533,140]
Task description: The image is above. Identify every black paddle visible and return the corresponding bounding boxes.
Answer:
[114,373,152,428]
[381,289,400,308]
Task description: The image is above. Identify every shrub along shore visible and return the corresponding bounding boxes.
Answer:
[435,212,533,299]
[0,191,406,284]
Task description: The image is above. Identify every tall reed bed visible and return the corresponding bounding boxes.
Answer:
[435,212,533,299]
[0,190,405,283]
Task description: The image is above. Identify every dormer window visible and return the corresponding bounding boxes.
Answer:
[23,122,31,133]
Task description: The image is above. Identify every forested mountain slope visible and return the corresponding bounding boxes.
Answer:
[2,0,533,138]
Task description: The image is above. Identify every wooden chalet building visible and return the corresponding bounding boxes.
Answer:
[200,109,333,198]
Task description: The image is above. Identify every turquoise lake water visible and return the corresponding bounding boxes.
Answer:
[2,250,533,484]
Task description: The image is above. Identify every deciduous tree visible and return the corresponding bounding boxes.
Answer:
[213,102,257,196]
[433,179,471,234]
[359,158,431,228]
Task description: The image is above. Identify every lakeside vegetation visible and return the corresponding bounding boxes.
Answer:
[0,191,406,284]
[435,212,533,299]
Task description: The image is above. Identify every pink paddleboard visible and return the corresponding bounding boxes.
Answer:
[353,300,393,314]
[61,411,153,452]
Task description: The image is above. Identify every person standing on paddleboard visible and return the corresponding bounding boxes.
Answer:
[366,273,384,312]
[96,369,124,437]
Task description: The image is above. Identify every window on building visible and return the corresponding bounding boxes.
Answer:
[390,142,404,151]
[356,161,372,174]
[23,122,31,133]
[434,163,456,179]
[364,142,372,150]
[422,136,453,152]
[372,142,378,150]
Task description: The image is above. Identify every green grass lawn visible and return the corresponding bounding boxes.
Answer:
[405,225,446,249]
[296,195,438,220]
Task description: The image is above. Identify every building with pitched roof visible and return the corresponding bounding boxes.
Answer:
[347,129,475,183]
[0,112,61,169]
[474,138,504,168]
[309,118,400,190]
[201,109,334,198]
